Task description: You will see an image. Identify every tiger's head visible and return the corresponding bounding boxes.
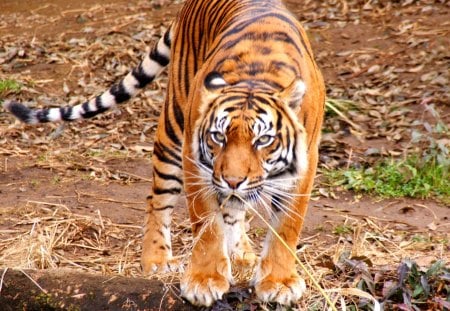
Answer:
[191,72,308,211]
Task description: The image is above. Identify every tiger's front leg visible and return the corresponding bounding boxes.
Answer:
[251,205,307,305]
[252,151,319,305]
[179,192,233,307]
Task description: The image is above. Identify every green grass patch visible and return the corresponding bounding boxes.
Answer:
[0,79,21,104]
[0,79,21,95]
[333,224,353,235]
[325,155,449,202]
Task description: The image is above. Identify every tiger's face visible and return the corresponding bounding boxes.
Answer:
[192,73,308,210]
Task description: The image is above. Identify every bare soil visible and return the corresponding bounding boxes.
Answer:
[0,0,449,310]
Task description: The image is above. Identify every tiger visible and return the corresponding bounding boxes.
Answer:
[4,0,325,307]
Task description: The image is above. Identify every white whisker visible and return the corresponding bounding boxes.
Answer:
[258,191,299,221]
[185,155,212,174]
[267,193,303,221]
[264,184,311,198]
[255,191,280,222]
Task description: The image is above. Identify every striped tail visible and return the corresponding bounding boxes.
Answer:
[4,26,172,124]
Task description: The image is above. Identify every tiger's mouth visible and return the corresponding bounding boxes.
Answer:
[216,189,260,209]
[217,193,246,209]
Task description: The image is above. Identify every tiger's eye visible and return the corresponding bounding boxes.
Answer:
[255,135,274,147]
[211,131,225,144]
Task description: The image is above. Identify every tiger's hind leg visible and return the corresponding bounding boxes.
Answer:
[141,130,184,274]
[141,195,180,274]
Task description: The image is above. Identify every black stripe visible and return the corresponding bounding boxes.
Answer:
[154,141,182,163]
[36,109,50,123]
[80,98,109,119]
[225,11,300,40]
[276,110,283,131]
[172,99,184,130]
[199,153,213,171]
[252,95,274,108]
[164,115,182,146]
[247,178,262,186]
[271,195,282,212]
[153,187,182,195]
[150,46,169,67]
[207,12,301,60]
[269,60,298,75]
[299,33,313,61]
[60,106,73,121]
[269,170,288,179]
[287,161,297,174]
[289,125,297,163]
[95,96,108,112]
[153,147,182,168]
[222,213,238,226]
[153,167,183,184]
[247,61,265,76]
[209,0,237,34]
[81,101,91,113]
[224,219,238,226]
[163,28,172,47]
[7,102,35,123]
[110,81,131,103]
[132,64,154,88]
[223,31,301,56]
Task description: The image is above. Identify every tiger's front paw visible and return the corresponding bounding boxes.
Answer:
[254,274,306,305]
[180,271,230,306]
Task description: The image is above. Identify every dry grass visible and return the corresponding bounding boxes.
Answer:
[0,203,140,276]
[1,195,448,309]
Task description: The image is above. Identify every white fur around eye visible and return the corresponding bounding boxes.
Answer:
[209,77,227,87]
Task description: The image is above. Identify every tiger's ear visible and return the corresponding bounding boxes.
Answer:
[279,78,306,111]
[204,71,228,91]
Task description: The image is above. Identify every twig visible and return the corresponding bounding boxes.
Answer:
[326,288,381,311]
[325,99,362,131]
[75,190,146,209]
[413,203,438,221]
[19,269,47,294]
[26,200,71,212]
[0,268,8,293]
[115,170,152,182]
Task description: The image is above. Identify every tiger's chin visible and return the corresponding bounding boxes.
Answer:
[216,192,253,210]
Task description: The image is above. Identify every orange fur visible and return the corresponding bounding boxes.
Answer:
[142,0,325,306]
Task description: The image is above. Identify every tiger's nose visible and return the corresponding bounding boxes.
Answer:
[223,175,246,189]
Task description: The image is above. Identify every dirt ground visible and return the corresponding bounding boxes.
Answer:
[0,0,449,310]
